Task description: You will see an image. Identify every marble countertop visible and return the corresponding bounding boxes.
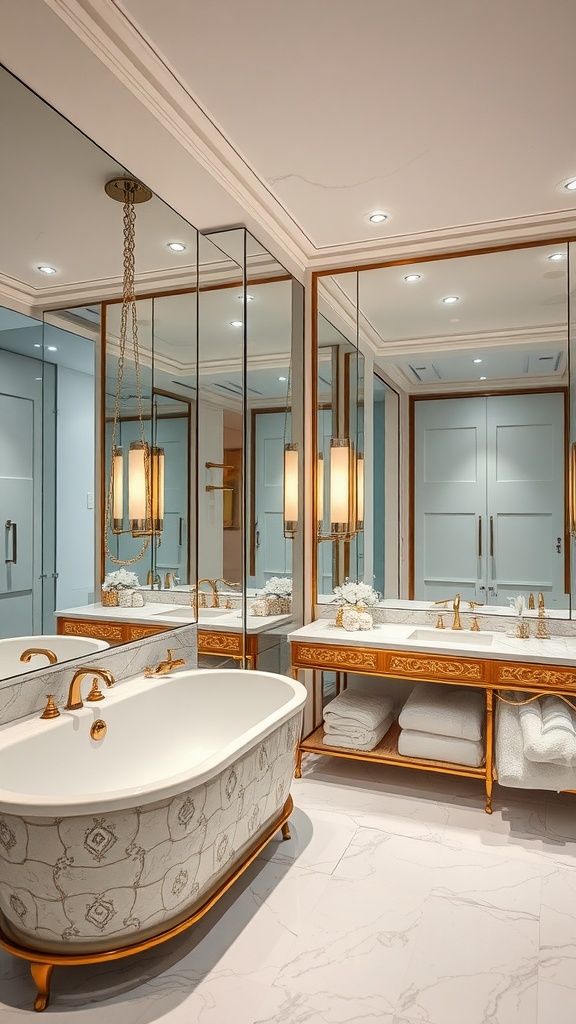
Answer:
[289,618,576,667]
[56,603,292,636]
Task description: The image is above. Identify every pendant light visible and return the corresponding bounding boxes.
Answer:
[329,438,356,538]
[104,176,165,564]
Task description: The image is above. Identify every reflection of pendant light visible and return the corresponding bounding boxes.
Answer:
[282,361,299,539]
[316,452,324,533]
[283,443,298,538]
[330,438,355,538]
[104,177,164,565]
[356,451,364,531]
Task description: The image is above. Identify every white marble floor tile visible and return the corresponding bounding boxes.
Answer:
[397,896,540,1024]
[259,804,360,875]
[538,863,576,1003]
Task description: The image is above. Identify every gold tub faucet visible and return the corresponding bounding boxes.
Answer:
[65,668,115,711]
[144,649,186,677]
[19,648,57,666]
[198,578,219,607]
[434,593,462,630]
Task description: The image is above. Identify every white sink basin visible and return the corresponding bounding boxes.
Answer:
[407,628,494,646]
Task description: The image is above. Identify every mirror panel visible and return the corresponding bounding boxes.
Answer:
[315,242,571,619]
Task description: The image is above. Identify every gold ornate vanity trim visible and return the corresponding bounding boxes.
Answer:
[388,653,484,681]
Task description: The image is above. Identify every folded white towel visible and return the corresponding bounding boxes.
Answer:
[323,688,395,731]
[398,683,484,741]
[519,696,576,766]
[323,712,394,751]
[496,701,576,792]
[398,728,484,767]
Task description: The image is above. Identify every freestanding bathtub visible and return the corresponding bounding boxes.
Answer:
[0,668,306,1010]
[0,635,110,680]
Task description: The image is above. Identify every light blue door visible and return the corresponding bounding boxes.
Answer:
[0,394,35,637]
[250,411,292,589]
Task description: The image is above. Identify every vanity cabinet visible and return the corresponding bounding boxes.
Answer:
[290,634,576,812]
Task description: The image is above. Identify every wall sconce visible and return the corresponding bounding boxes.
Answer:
[104,177,165,564]
[283,443,298,538]
[356,451,364,532]
[316,452,324,533]
[330,438,356,538]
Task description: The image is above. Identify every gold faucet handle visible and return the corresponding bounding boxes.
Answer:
[470,616,480,632]
[433,599,451,607]
[40,695,60,720]
[435,613,445,629]
[86,679,105,702]
[468,601,484,609]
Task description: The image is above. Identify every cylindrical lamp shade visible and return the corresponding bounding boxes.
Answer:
[112,447,123,532]
[317,451,324,529]
[356,451,364,531]
[283,443,298,538]
[330,438,354,536]
[128,441,149,532]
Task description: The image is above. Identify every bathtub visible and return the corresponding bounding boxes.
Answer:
[0,635,110,680]
[0,668,306,956]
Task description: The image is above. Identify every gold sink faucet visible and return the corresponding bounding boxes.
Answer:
[434,593,462,630]
[198,578,219,607]
[65,667,115,711]
[20,647,57,666]
[144,649,186,677]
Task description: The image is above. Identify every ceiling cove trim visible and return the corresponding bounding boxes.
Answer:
[307,209,576,271]
[40,0,311,274]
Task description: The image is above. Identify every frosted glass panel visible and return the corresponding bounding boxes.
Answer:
[424,427,478,483]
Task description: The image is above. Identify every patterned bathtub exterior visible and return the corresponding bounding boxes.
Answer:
[0,712,302,953]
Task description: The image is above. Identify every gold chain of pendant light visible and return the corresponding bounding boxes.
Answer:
[104,178,153,565]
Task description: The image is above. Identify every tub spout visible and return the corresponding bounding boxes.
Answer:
[19,647,58,666]
[65,667,115,711]
[144,649,186,677]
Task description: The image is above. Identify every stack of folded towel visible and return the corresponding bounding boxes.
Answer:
[323,688,395,750]
[397,683,484,767]
[496,695,576,791]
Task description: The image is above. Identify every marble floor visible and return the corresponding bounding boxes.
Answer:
[1,756,575,1022]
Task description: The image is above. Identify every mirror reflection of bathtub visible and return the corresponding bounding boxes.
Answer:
[0,636,110,681]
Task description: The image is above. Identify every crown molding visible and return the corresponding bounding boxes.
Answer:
[40,0,311,274]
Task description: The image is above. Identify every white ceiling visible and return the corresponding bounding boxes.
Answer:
[1,1,575,393]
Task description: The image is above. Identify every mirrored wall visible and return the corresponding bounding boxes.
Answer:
[315,241,573,621]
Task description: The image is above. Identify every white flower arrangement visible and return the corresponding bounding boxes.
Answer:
[333,579,380,608]
[261,576,293,598]
[102,568,140,591]
[509,595,526,617]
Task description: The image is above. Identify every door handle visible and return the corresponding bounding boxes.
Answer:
[489,516,494,557]
[478,515,482,557]
[178,517,183,546]
[5,520,17,564]
[256,530,260,548]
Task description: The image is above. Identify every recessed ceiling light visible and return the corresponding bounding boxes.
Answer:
[35,377,42,381]
[167,242,187,252]
[479,376,487,380]
[47,346,57,352]
[548,252,566,261]
[38,265,57,275]
[473,358,482,364]
[237,294,255,301]
[278,376,287,382]
[34,343,41,348]
[558,177,576,192]
[367,211,388,223]
[442,296,459,304]
[404,274,421,282]
[230,321,243,328]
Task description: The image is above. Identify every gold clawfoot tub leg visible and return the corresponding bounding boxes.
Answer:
[30,961,53,1012]
[294,746,302,779]
[281,821,291,840]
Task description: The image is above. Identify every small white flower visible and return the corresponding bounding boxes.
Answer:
[261,576,292,598]
[103,568,140,591]
[333,578,379,608]
[508,595,526,617]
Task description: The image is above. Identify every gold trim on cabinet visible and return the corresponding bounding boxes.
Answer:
[388,654,484,681]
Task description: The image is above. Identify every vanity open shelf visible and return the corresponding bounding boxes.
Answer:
[290,623,576,813]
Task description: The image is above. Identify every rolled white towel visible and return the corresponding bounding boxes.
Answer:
[323,712,394,751]
[496,701,576,792]
[323,688,394,731]
[519,696,576,766]
[398,683,484,741]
